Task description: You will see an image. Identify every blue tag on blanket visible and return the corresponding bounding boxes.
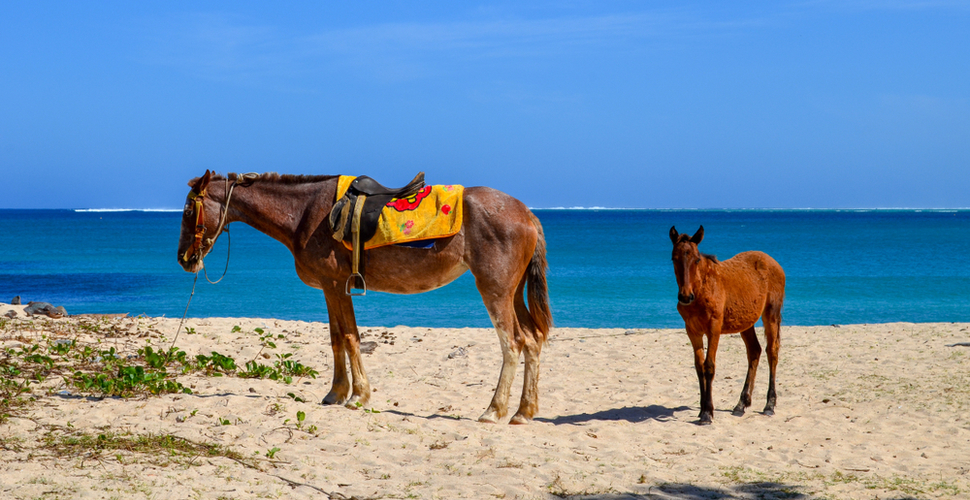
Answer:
[394,239,436,249]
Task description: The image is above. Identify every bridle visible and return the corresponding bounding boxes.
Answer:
[181,173,258,283]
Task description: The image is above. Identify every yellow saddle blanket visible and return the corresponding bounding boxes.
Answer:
[335,175,464,250]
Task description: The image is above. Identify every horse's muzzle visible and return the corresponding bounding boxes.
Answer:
[178,253,203,273]
[678,293,695,306]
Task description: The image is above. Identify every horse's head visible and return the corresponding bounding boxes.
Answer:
[669,225,705,306]
[177,170,223,273]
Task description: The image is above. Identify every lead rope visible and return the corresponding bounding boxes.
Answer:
[168,172,257,356]
[167,271,199,356]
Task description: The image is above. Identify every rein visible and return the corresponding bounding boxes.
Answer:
[170,172,258,352]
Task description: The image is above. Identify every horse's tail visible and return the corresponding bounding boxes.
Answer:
[526,211,553,342]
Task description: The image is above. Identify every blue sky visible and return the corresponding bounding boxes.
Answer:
[2,2,968,209]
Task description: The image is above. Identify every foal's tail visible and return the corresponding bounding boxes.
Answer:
[526,211,553,342]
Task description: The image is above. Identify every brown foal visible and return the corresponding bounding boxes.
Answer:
[669,226,785,425]
[177,170,552,424]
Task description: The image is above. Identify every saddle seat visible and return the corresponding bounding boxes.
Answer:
[351,173,426,197]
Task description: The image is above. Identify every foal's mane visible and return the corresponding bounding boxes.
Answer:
[675,234,719,263]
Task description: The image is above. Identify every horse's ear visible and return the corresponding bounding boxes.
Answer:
[691,225,704,245]
[669,226,679,244]
[190,170,212,194]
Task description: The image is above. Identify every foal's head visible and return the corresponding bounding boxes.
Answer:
[669,225,706,306]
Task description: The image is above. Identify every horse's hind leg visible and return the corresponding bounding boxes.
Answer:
[478,299,521,423]
[510,339,541,425]
[762,304,782,416]
[732,326,762,417]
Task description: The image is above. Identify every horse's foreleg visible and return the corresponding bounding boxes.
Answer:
[510,339,541,425]
[479,310,520,424]
[321,289,371,407]
[322,318,351,405]
[762,308,782,416]
[733,326,762,417]
[344,326,372,407]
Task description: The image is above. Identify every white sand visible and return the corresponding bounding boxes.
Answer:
[2,302,969,499]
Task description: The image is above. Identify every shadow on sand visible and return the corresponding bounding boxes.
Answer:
[535,405,692,425]
[550,482,920,499]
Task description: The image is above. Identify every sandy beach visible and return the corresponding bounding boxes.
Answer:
[2,302,969,499]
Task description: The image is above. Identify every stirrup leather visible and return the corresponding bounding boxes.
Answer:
[345,194,367,296]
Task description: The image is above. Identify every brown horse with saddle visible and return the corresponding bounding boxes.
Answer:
[177,170,552,424]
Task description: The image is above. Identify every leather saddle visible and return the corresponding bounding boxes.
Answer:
[329,172,426,295]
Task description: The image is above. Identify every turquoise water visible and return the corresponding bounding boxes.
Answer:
[2,209,968,328]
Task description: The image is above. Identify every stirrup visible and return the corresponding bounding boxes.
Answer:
[345,273,366,296]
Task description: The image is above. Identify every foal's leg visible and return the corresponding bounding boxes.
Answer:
[688,332,712,424]
[762,307,782,416]
[478,301,521,424]
[732,326,762,417]
[700,331,721,424]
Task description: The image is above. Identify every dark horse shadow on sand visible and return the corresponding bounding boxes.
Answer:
[534,404,692,425]
[549,483,919,499]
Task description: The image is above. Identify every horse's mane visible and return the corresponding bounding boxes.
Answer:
[210,172,341,184]
[702,253,719,263]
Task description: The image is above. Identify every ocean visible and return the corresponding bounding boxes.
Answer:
[2,209,968,329]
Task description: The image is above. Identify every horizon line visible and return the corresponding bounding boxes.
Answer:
[0,206,967,213]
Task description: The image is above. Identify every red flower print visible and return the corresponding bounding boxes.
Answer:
[441,205,451,215]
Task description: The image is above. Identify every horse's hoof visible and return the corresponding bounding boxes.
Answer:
[321,392,349,406]
[509,414,531,425]
[732,408,745,417]
[697,419,712,426]
[478,414,499,424]
[763,408,775,416]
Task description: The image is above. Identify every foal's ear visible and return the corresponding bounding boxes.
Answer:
[690,225,704,245]
[190,170,212,194]
[669,226,679,244]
